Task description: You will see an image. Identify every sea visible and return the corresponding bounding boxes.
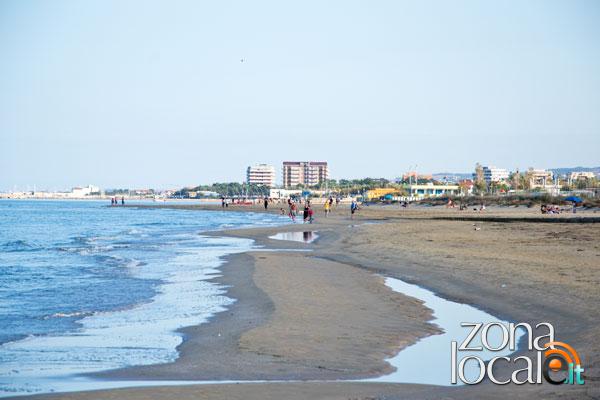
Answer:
[0,200,287,396]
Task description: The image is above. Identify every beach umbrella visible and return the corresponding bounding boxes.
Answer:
[564,196,583,203]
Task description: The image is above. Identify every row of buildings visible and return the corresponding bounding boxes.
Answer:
[475,165,597,191]
[246,161,329,188]
[1,185,102,199]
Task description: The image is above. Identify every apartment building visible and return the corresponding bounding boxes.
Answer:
[282,161,328,188]
[482,166,509,184]
[246,164,276,187]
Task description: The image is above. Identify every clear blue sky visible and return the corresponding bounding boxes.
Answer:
[1,0,599,190]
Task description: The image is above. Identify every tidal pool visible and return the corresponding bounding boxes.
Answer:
[268,231,318,243]
[365,277,523,386]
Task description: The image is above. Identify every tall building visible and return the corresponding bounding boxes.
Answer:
[482,166,509,184]
[282,161,328,188]
[246,164,276,187]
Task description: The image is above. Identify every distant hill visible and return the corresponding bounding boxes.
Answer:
[549,166,600,176]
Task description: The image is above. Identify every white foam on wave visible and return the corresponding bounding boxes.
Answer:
[1,275,523,397]
[43,311,94,319]
[0,235,254,396]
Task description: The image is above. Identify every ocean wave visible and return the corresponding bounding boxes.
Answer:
[56,243,130,255]
[133,222,168,226]
[43,311,94,320]
[71,236,92,245]
[93,254,131,267]
[56,246,80,253]
[1,240,42,252]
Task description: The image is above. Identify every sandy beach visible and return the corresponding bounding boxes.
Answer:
[18,203,599,399]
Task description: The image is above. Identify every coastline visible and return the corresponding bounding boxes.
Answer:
[92,217,438,382]
[14,204,599,399]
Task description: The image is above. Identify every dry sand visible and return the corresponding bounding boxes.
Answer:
[18,203,600,399]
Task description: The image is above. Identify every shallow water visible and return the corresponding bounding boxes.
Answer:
[366,277,524,386]
[0,200,288,396]
[0,274,521,396]
[0,202,520,395]
[268,231,318,243]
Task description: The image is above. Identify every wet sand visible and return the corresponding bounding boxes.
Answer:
[18,204,599,399]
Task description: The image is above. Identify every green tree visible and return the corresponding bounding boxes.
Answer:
[474,163,487,193]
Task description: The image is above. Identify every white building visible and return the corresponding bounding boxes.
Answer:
[282,161,328,188]
[406,183,460,198]
[246,164,276,187]
[527,169,555,189]
[70,185,100,197]
[482,166,509,184]
[570,171,596,181]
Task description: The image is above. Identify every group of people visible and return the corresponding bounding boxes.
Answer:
[219,194,360,222]
[323,196,336,216]
[281,196,360,223]
[541,204,563,214]
[110,196,125,206]
[283,198,314,223]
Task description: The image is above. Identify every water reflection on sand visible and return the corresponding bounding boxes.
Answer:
[269,231,318,243]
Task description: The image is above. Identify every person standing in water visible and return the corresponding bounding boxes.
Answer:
[121,196,125,205]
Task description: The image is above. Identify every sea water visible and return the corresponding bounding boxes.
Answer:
[0,200,287,396]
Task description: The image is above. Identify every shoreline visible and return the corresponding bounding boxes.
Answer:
[13,204,599,399]
[92,221,437,382]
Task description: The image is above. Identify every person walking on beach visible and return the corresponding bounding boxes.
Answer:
[350,199,358,219]
[264,197,269,210]
[308,206,314,223]
[289,201,297,222]
[324,200,330,217]
[221,197,225,208]
[303,204,310,223]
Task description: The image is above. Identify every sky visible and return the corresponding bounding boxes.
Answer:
[1,0,599,190]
